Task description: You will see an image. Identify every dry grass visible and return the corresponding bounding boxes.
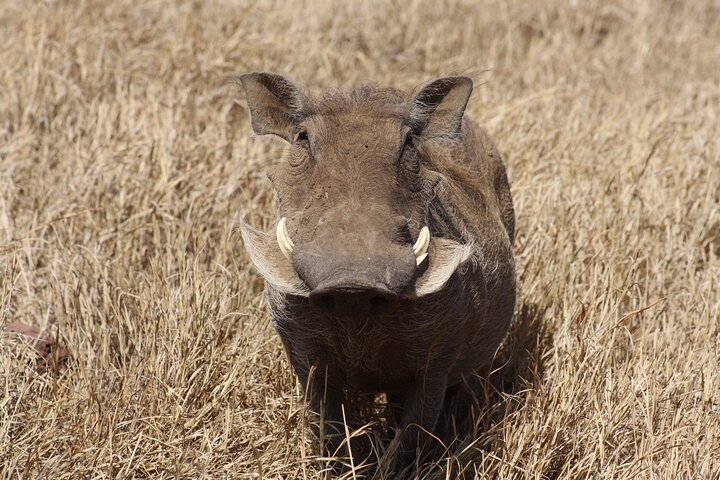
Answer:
[1,0,718,478]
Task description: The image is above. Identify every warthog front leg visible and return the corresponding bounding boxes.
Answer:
[396,372,449,467]
[293,361,351,464]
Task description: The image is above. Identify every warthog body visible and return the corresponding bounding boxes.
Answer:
[235,72,516,464]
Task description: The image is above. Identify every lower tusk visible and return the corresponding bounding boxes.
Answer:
[276,217,295,259]
[413,226,430,265]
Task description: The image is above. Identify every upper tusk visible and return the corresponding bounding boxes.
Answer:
[413,226,430,265]
[276,217,295,260]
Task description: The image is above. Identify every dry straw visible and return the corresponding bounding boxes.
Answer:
[1,0,718,478]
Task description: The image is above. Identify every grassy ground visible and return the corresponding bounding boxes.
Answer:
[1,0,718,478]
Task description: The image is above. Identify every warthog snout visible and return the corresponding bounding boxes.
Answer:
[283,211,420,309]
[290,229,416,314]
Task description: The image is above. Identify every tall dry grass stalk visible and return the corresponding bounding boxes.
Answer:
[1,0,718,478]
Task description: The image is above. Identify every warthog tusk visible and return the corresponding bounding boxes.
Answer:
[276,217,295,259]
[413,226,430,265]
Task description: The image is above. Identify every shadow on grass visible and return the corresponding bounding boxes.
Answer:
[429,301,553,476]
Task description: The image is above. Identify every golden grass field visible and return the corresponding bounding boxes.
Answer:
[1,0,719,478]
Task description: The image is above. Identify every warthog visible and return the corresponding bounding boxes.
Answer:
[234,72,516,466]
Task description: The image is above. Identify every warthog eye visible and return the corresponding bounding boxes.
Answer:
[400,134,420,174]
[401,131,414,150]
[289,129,312,168]
[294,129,309,144]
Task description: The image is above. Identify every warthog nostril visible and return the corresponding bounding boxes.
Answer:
[309,284,397,316]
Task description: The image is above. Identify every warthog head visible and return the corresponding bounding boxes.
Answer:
[236,73,473,315]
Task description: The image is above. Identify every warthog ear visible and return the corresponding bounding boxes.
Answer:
[234,72,306,142]
[236,216,310,297]
[411,77,473,138]
[413,238,473,297]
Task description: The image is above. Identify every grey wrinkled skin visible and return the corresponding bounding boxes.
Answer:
[231,72,516,468]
